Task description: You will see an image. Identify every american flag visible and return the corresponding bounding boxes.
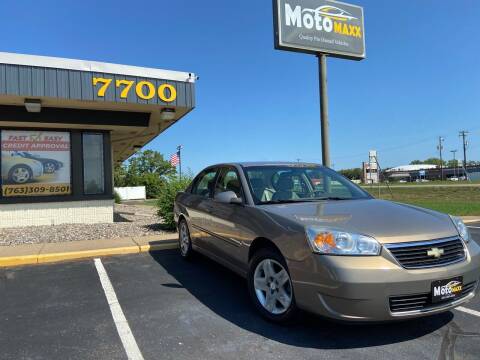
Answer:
[170,152,180,167]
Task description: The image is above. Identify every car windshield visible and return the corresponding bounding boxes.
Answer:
[244,165,371,205]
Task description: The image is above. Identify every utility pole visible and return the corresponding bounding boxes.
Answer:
[450,150,458,177]
[437,137,444,181]
[459,131,469,177]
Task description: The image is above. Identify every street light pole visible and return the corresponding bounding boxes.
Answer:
[318,54,330,168]
[451,150,458,177]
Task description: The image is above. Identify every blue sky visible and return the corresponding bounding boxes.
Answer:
[2,0,479,173]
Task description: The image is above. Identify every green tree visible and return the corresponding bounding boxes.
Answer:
[114,150,176,198]
[339,168,362,180]
[423,158,446,166]
[410,160,423,165]
[447,160,459,168]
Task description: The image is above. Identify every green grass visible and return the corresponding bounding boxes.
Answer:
[141,199,158,206]
[366,186,480,216]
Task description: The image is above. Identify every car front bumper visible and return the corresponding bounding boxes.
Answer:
[290,240,480,322]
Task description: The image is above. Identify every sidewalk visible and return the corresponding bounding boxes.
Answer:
[0,234,178,268]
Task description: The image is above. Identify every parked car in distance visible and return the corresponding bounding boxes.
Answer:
[174,162,479,323]
[1,154,44,184]
[449,177,460,181]
[13,151,63,174]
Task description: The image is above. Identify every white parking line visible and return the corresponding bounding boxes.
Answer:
[456,306,480,317]
[94,258,144,360]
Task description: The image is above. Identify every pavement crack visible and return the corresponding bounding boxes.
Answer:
[438,321,480,360]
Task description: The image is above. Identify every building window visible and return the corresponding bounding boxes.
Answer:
[1,130,71,197]
[83,133,104,195]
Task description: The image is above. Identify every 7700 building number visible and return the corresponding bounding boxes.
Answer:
[92,77,177,102]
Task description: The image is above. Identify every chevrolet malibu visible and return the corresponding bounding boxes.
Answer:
[174,162,479,323]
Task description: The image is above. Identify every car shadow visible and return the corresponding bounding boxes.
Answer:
[149,249,453,350]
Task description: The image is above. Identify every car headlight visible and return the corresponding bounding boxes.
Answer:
[305,226,381,256]
[450,215,470,243]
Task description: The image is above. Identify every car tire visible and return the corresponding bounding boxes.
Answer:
[8,165,33,184]
[44,162,56,174]
[247,248,298,323]
[178,219,194,259]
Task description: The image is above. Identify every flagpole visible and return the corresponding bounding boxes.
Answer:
[177,145,182,180]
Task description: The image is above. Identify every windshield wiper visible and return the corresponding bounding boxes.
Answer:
[315,197,350,201]
[260,199,316,205]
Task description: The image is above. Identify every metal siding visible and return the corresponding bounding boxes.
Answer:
[5,65,19,95]
[156,79,167,107]
[56,69,69,99]
[81,72,94,101]
[166,80,177,107]
[0,63,195,110]
[92,72,105,102]
[135,77,147,105]
[0,64,6,94]
[185,82,192,108]
[68,70,82,99]
[113,74,125,103]
[124,75,137,103]
[44,68,58,97]
[104,73,115,102]
[31,67,45,96]
[190,83,196,107]
[175,81,186,108]
[146,77,158,106]
[18,66,32,96]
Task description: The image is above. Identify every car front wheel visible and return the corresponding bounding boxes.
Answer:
[8,165,32,184]
[248,248,298,323]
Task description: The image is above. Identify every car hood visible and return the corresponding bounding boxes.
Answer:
[258,199,458,244]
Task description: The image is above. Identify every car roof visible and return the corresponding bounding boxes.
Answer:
[206,161,323,168]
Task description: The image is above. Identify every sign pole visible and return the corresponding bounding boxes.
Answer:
[318,54,331,168]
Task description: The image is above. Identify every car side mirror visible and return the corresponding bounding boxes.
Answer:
[215,191,242,205]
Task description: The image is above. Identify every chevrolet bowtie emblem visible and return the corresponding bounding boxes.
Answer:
[427,247,444,258]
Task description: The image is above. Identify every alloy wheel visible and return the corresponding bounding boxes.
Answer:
[12,167,31,184]
[44,163,55,173]
[253,259,293,315]
[179,221,190,256]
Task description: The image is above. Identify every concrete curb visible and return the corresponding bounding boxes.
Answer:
[462,217,480,224]
[0,234,179,268]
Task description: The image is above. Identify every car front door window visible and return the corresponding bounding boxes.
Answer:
[192,169,217,198]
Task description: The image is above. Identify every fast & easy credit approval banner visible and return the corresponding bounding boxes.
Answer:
[1,130,71,197]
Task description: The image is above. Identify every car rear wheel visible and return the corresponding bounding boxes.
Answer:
[44,162,56,174]
[248,248,298,323]
[178,219,194,259]
[8,165,32,184]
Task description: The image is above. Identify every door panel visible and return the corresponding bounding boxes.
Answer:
[208,167,249,270]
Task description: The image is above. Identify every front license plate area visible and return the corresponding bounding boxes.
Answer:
[431,276,463,303]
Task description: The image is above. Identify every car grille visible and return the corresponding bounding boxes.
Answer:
[385,237,466,269]
[389,281,477,313]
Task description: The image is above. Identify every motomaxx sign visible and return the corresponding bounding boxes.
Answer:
[273,0,366,59]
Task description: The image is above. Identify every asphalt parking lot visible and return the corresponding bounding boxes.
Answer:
[1,224,480,360]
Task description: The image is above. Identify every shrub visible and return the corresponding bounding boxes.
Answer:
[156,176,192,230]
[114,191,122,204]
